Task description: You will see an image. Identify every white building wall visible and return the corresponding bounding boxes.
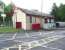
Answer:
[41,18,45,28]
[26,16,31,30]
[12,9,27,30]
[26,16,42,30]
[56,22,65,27]
[12,13,16,28]
[42,18,55,29]
[43,23,55,29]
[36,17,41,24]
[0,4,4,12]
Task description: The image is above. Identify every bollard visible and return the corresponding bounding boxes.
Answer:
[6,48,9,50]
[39,32,42,35]
[19,45,21,50]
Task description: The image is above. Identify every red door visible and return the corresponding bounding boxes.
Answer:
[16,22,22,29]
[32,24,40,30]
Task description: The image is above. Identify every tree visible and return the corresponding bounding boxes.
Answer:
[4,3,14,26]
[58,4,65,21]
[51,3,65,22]
[50,3,59,21]
[0,1,5,25]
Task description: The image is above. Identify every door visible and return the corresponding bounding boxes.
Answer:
[16,22,22,29]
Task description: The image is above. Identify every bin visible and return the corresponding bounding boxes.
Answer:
[56,23,59,27]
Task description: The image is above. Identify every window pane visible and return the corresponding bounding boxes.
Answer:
[51,19,54,22]
[30,16,32,23]
[32,17,36,23]
[45,18,48,23]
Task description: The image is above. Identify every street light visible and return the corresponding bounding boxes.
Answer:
[1,13,6,27]
[41,0,43,16]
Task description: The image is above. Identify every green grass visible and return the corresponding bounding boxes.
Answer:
[0,27,19,33]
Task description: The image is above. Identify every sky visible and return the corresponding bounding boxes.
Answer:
[2,0,65,14]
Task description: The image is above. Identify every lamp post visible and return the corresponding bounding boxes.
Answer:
[41,0,43,16]
[1,14,6,27]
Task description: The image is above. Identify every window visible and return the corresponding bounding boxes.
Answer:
[45,18,48,23]
[51,19,54,23]
[30,16,36,23]
[30,16,32,23]
[49,18,51,23]
[32,17,36,23]
[49,18,54,23]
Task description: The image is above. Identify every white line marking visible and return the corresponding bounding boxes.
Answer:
[42,46,62,50]
[31,31,55,37]
[25,32,29,37]
[0,33,17,43]
[12,32,17,39]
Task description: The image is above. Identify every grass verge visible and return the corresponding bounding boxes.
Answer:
[0,27,19,33]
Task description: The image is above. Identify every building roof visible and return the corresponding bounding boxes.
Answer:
[15,7,54,18]
[22,9,54,17]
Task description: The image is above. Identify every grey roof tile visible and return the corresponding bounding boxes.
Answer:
[17,8,54,17]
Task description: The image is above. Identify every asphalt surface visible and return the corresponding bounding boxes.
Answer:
[0,40,17,49]
[0,30,65,50]
[45,37,65,50]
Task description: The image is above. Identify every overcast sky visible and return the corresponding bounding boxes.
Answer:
[2,0,65,14]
